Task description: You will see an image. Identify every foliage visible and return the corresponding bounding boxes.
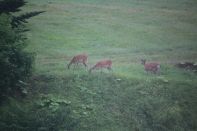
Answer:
[0,0,45,29]
[0,97,78,131]
[27,73,196,131]
[3,69,193,130]
[11,11,45,28]
[0,0,44,98]
[36,94,71,112]
[0,0,26,13]
[0,13,34,98]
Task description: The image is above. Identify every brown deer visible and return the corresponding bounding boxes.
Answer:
[67,54,88,69]
[141,59,160,74]
[89,60,112,73]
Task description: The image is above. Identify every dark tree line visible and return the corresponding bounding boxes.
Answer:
[0,0,44,99]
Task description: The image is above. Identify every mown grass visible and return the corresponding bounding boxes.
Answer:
[1,0,197,130]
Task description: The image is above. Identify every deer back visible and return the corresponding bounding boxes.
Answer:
[144,63,160,71]
[71,54,87,63]
[95,60,112,68]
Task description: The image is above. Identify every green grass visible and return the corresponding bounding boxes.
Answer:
[1,0,197,130]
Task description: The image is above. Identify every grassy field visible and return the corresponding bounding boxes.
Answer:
[1,0,197,130]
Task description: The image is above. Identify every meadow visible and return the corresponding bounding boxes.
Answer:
[1,0,197,130]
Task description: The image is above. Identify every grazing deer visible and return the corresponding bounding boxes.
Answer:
[89,60,112,73]
[141,59,160,74]
[67,54,88,69]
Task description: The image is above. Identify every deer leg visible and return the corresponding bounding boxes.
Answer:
[83,62,87,68]
[156,69,160,75]
[145,70,149,75]
[74,63,77,69]
[100,68,103,73]
[67,63,70,69]
[107,67,112,72]
[153,68,158,74]
[68,62,72,69]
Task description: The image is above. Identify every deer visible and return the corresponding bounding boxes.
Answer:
[67,54,88,69]
[89,60,112,73]
[141,59,160,74]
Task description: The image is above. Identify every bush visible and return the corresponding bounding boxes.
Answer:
[0,13,34,98]
[0,97,78,131]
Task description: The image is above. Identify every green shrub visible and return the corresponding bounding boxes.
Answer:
[0,13,34,98]
[0,0,44,98]
[0,97,78,131]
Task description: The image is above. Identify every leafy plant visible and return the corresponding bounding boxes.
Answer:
[0,97,78,131]
[0,0,44,99]
[36,94,71,112]
[0,0,26,13]
[0,13,34,98]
